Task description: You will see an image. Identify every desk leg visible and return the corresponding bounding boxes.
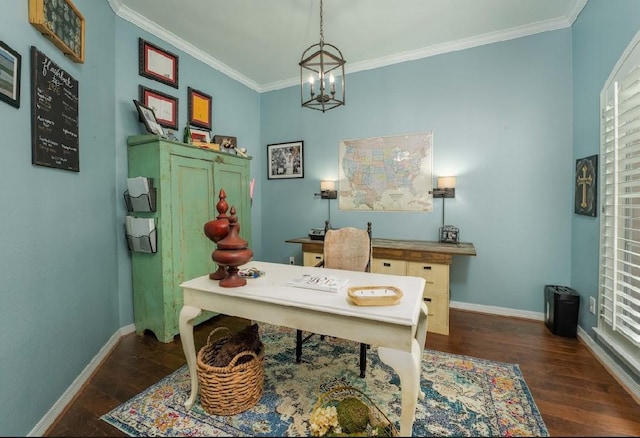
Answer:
[179,305,202,410]
[378,303,428,436]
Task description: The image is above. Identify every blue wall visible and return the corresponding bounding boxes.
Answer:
[0,1,117,435]
[261,30,573,313]
[2,0,640,435]
[571,0,640,337]
[0,1,260,435]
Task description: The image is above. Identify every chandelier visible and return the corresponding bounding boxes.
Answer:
[299,0,345,112]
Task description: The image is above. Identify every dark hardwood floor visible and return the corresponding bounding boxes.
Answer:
[45,309,640,437]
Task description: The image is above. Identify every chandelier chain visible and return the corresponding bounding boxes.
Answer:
[319,0,324,45]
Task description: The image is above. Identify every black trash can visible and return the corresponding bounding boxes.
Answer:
[544,285,580,338]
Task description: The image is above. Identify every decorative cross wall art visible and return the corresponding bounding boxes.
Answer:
[575,154,597,217]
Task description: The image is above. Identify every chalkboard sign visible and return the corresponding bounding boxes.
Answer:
[30,46,79,172]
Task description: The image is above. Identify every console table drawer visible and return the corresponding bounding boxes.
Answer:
[406,262,449,293]
[371,258,407,276]
[423,291,449,335]
[303,252,323,267]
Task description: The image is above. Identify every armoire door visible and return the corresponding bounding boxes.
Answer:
[169,154,216,328]
[213,159,251,245]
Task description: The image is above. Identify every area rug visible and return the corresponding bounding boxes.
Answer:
[101,323,548,437]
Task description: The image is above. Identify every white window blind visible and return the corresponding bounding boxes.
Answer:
[599,58,640,369]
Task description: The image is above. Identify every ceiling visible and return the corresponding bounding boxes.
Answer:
[110,0,587,92]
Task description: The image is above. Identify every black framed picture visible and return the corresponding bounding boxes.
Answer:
[0,40,21,108]
[139,85,178,130]
[575,154,597,217]
[138,38,179,88]
[267,141,304,179]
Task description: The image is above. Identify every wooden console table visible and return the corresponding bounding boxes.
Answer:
[286,237,476,335]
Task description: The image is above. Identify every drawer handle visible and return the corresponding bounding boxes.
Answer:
[423,298,435,315]
[423,266,432,270]
[426,280,435,284]
[315,256,322,260]
[383,262,391,267]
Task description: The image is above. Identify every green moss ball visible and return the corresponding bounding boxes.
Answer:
[336,397,369,433]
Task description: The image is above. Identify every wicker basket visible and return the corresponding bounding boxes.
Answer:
[310,383,398,437]
[196,327,265,416]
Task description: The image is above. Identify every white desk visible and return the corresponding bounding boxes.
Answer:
[179,261,428,436]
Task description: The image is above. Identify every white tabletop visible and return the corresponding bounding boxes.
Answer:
[180,260,426,327]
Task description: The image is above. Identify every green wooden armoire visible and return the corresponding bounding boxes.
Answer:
[127,135,252,343]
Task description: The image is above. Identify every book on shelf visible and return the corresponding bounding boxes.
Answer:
[287,274,349,292]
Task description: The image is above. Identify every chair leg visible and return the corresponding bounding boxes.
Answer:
[359,342,367,378]
[296,329,303,363]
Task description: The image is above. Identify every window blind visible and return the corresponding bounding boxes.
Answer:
[599,64,640,350]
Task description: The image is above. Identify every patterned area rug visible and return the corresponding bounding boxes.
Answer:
[101,324,548,437]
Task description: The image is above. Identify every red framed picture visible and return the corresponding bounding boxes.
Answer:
[139,38,179,88]
[139,85,178,130]
[188,87,212,130]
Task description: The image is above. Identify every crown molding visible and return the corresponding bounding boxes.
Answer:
[107,0,261,92]
[109,0,588,94]
[263,9,586,93]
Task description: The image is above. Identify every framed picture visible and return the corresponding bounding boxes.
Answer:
[188,87,212,130]
[575,154,598,217]
[28,0,85,63]
[138,38,179,88]
[189,127,211,143]
[139,85,178,130]
[133,100,165,136]
[213,135,237,148]
[0,41,21,108]
[267,141,304,179]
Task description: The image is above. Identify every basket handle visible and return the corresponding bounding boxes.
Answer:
[227,350,259,368]
[206,327,232,346]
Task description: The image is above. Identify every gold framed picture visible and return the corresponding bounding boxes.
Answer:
[187,87,212,130]
[29,0,85,63]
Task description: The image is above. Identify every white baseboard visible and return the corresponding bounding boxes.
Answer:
[28,323,136,437]
[450,300,545,321]
[577,326,640,404]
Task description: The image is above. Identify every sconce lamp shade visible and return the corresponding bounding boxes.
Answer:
[437,176,456,189]
[432,176,456,198]
[320,180,337,199]
[320,180,335,191]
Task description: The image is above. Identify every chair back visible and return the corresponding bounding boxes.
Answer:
[323,222,372,273]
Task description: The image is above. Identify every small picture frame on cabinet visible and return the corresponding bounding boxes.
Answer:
[133,99,165,136]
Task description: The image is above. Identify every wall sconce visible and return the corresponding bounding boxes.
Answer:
[315,180,337,229]
[430,176,459,244]
[320,180,337,199]
[432,176,456,199]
